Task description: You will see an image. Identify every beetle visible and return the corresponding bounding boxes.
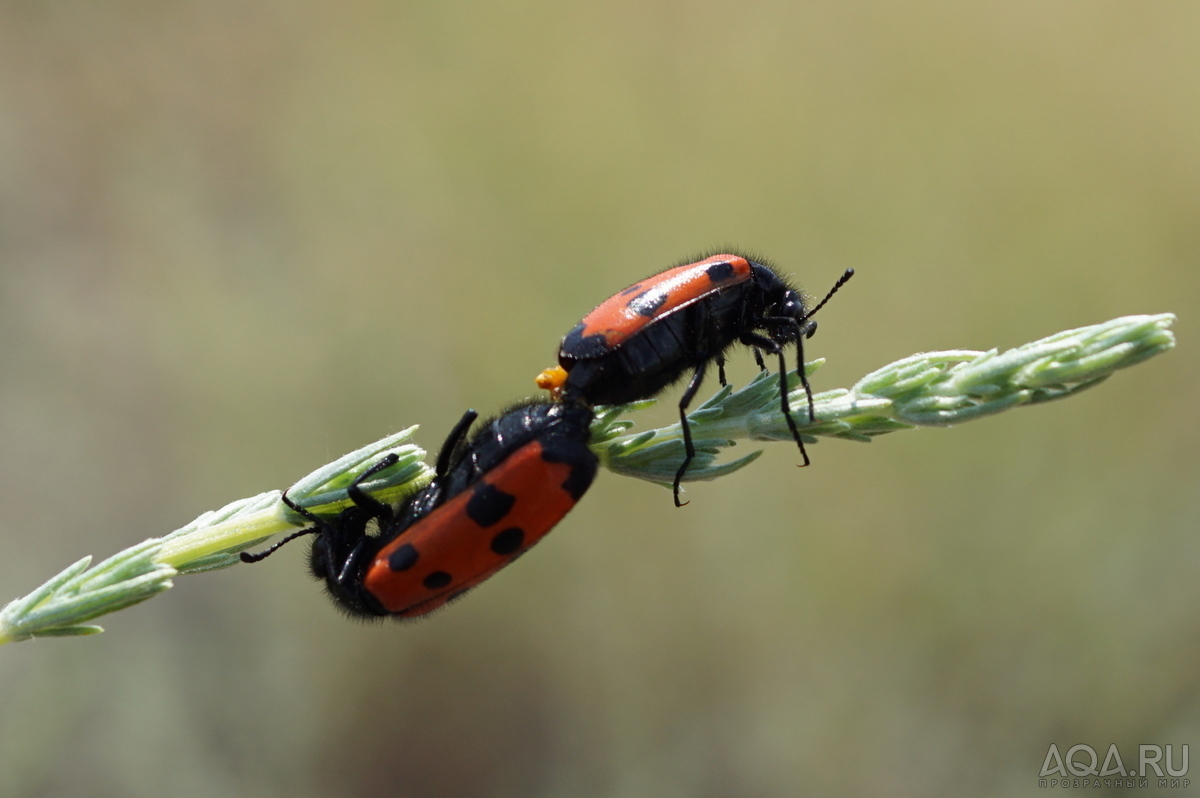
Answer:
[537,252,853,505]
[242,400,598,619]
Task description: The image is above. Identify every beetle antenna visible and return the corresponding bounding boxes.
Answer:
[240,527,321,564]
[240,490,327,564]
[805,268,855,321]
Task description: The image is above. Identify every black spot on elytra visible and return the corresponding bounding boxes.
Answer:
[561,462,596,500]
[561,322,586,348]
[620,283,644,296]
[627,289,669,318]
[490,527,525,555]
[467,483,516,527]
[562,323,612,358]
[388,544,419,572]
[539,436,599,500]
[706,260,737,283]
[423,571,452,590]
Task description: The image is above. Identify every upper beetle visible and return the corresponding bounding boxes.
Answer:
[242,400,598,619]
[537,252,853,505]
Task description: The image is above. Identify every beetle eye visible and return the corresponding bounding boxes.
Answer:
[776,303,799,324]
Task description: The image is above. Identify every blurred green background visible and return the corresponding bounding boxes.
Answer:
[1,2,1196,796]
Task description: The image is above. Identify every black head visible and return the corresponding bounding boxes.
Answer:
[240,489,392,619]
[746,261,810,344]
[305,502,375,583]
[777,285,814,338]
[749,261,854,344]
[306,505,390,618]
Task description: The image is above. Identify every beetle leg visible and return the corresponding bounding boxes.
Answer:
[673,361,709,507]
[281,490,323,526]
[757,317,817,424]
[435,409,479,478]
[346,452,401,522]
[335,535,382,588]
[742,329,811,467]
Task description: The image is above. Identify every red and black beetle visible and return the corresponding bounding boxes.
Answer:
[537,252,852,505]
[242,400,598,618]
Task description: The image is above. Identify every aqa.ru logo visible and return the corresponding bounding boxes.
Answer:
[1039,744,1189,789]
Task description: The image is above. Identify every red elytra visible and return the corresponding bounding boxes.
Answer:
[570,254,754,352]
[365,440,587,617]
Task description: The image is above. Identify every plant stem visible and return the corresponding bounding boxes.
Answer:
[0,313,1176,644]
